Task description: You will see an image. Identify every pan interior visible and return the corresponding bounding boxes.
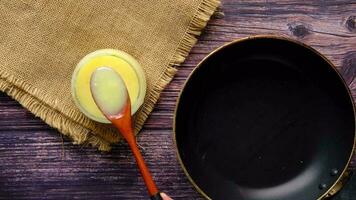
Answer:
[175,38,355,200]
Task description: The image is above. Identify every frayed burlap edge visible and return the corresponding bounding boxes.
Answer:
[0,0,220,151]
[134,0,221,133]
[0,74,111,151]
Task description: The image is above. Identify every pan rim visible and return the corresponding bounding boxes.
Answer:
[173,34,356,200]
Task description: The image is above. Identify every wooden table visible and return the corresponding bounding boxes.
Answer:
[0,0,355,199]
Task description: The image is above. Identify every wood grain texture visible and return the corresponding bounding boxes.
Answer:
[0,0,356,199]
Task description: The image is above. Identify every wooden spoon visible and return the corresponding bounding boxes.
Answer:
[90,67,162,200]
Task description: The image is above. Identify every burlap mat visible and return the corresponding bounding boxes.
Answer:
[0,0,220,151]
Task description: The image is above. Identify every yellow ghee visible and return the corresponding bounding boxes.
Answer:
[71,49,146,123]
[90,67,128,116]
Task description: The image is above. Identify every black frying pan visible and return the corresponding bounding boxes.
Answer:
[174,36,355,200]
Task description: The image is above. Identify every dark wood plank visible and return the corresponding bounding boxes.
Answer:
[1,0,356,199]
[0,129,202,200]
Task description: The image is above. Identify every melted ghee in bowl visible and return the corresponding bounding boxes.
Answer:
[71,49,146,123]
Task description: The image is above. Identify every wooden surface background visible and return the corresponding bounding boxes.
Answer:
[1,0,356,199]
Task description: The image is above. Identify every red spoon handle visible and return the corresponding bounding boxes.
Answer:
[106,98,161,199]
[110,111,160,197]
[126,136,159,197]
